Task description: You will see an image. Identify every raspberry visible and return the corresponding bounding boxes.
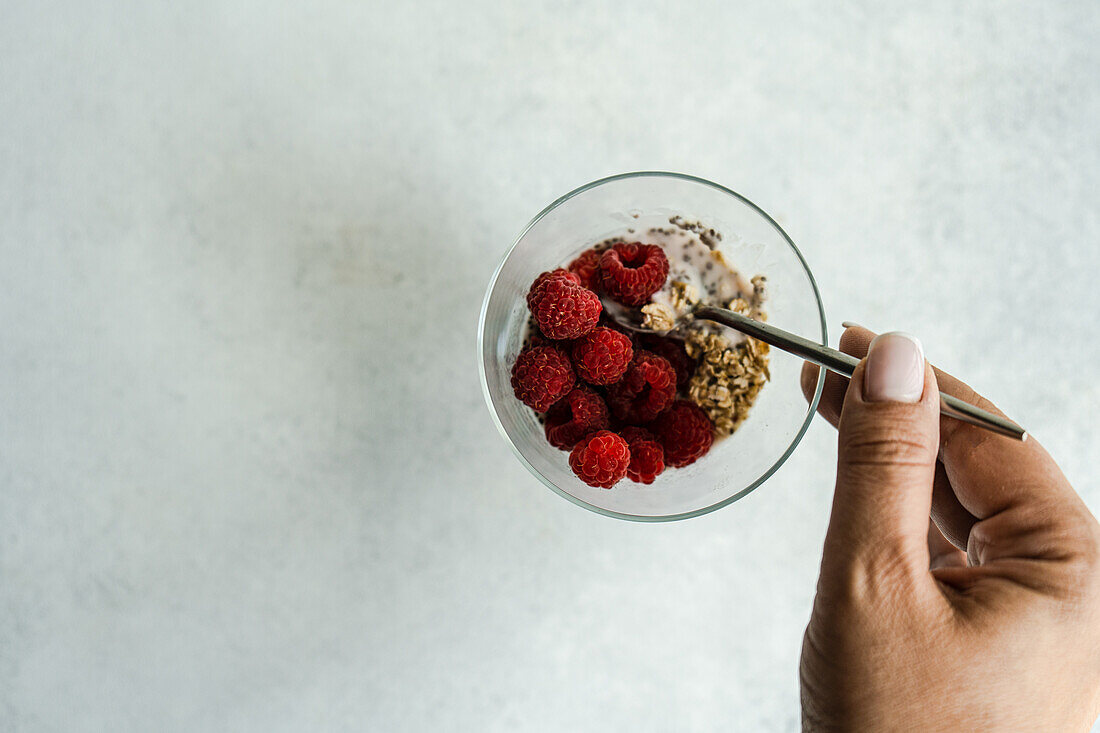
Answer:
[618,426,656,444]
[639,335,695,390]
[606,351,676,424]
[530,278,602,340]
[567,248,602,290]
[510,345,575,412]
[526,268,580,309]
[570,327,633,385]
[618,427,665,484]
[544,387,610,450]
[652,399,714,468]
[598,243,670,307]
[568,430,630,488]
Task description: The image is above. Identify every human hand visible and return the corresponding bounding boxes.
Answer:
[798,326,1100,731]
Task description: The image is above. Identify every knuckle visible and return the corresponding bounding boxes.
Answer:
[861,543,922,592]
[830,543,922,611]
[840,421,936,468]
[1055,535,1100,605]
[1066,514,1100,584]
[965,517,994,566]
[967,506,1100,599]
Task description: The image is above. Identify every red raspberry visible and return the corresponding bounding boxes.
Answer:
[652,400,714,468]
[526,268,580,309]
[606,351,676,424]
[618,427,665,484]
[639,335,695,390]
[530,278,602,340]
[618,426,656,444]
[568,430,630,488]
[510,345,575,412]
[567,248,602,290]
[598,243,670,306]
[544,387,610,450]
[570,327,633,385]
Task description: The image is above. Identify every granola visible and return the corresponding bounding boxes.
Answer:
[684,325,771,438]
[640,302,676,332]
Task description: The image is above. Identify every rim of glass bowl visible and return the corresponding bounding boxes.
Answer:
[477,171,827,522]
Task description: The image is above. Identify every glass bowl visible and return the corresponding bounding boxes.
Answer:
[478,172,826,521]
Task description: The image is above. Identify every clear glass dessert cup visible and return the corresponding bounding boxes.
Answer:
[478,172,826,521]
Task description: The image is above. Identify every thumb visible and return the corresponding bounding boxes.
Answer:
[822,332,940,584]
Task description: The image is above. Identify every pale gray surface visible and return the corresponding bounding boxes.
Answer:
[2,2,1098,731]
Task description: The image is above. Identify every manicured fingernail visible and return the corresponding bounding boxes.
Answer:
[863,332,925,403]
[841,321,863,329]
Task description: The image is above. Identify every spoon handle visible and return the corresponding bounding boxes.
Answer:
[692,305,1026,441]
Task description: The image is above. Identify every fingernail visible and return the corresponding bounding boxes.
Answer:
[841,321,863,330]
[863,332,925,403]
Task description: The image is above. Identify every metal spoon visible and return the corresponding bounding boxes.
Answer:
[602,297,1026,441]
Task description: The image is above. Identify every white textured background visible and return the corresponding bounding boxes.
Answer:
[2,2,1098,731]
